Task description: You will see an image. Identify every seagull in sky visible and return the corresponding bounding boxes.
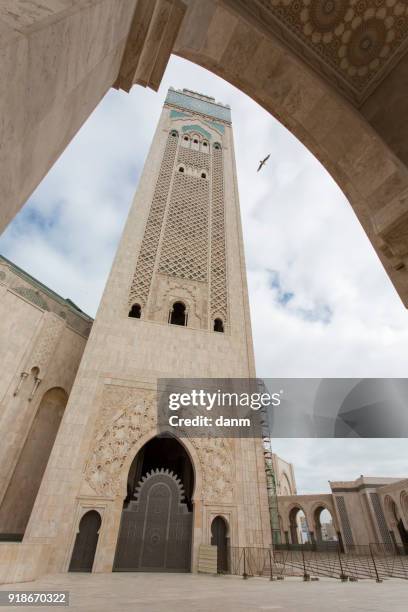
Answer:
[257,154,270,172]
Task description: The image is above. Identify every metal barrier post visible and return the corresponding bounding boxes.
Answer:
[302,546,310,581]
[243,547,248,579]
[369,543,382,583]
[337,542,348,581]
[269,548,273,581]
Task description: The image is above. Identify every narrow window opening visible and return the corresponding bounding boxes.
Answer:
[129,304,141,318]
[184,136,189,141]
[170,302,187,326]
[201,172,207,179]
[170,130,178,137]
[214,318,224,332]
[214,143,221,150]
[179,166,184,173]
[193,139,198,144]
[203,141,208,147]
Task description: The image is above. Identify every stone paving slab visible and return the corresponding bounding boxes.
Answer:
[0,572,407,612]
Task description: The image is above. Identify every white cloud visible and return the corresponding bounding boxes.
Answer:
[1,56,407,490]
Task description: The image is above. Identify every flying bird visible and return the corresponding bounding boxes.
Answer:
[257,154,270,172]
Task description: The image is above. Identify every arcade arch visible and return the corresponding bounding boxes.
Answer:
[288,506,310,545]
[313,505,338,543]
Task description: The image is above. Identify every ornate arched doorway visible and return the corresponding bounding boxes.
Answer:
[69,510,101,572]
[113,435,194,572]
[211,516,229,573]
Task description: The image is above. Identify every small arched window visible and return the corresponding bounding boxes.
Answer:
[184,135,189,141]
[203,141,208,148]
[214,318,224,332]
[178,166,185,173]
[214,142,221,150]
[128,303,141,319]
[201,172,207,179]
[170,130,178,138]
[169,301,187,326]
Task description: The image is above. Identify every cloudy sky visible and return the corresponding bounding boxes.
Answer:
[1,56,407,493]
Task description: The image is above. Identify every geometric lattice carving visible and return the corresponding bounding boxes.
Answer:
[158,172,209,282]
[128,132,178,307]
[127,113,230,328]
[14,286,49,310]
[251,1,408,105]
[335,495,354,546]
[85,391,156,497]
[178,146,210,170]
[191,437,234,502]
[210,146,228,323]
[370,492,392,544]
[84,385,234,502]
[28,314,65,375]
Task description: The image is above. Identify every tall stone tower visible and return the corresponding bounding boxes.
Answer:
[22,88,271,575]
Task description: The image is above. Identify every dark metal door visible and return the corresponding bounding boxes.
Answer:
[113,469,192,572]
[211,516,228,573]
[69,510,101,572]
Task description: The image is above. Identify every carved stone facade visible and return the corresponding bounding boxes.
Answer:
[85,384,234,503]
[210,142,228,325]
[128,132,178,308]
[27,315,66,376]
[2,0,408,587]
[191,437,234,503]
[128,89,228,330]
[0,256,92,551]
[239,0,408,106]
[158,166,210,283]
[1,88,270,582]
[0,256,91,337]
[85,387,157,497]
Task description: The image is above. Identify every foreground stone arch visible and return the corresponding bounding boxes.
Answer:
[2,0,408,303]
[172,0,408,304]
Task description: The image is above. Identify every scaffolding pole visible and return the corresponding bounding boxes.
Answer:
[258,380,281,545]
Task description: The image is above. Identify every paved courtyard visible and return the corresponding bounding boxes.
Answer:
[0,573,407,612]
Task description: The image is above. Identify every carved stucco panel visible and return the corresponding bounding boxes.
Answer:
[27,313,65,375]
[191,437,234,503]
[85,385,234,503]
[85,387,156,497]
